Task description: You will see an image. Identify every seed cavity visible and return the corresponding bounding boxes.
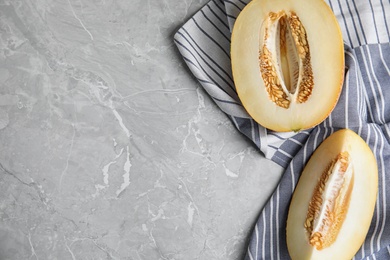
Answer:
[304,151,354,250]
[259,11,314,108]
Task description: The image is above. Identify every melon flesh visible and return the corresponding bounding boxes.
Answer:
[286,129,378,260]
[231,0,344,132]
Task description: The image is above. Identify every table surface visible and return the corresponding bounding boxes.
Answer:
[0,0,283,259]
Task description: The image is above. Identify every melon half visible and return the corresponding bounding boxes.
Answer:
[286,129,378,259]
[231,0,344,132]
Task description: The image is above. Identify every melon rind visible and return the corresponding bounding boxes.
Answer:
[286,129,378,260]
[231,0,344,132]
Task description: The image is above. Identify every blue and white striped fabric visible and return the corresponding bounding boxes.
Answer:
[174,0,390,259]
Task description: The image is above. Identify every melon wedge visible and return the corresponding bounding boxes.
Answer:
[286,129,378,260]
[231,0,344,132]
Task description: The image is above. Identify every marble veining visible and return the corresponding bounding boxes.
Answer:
[0,0,283,259]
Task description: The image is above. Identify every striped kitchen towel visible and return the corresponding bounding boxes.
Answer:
[174,0,390,259]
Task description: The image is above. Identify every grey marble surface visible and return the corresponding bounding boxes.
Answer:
[0,0,283,259]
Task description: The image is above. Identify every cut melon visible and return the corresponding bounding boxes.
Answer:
[231,0,344,132]
[286,129,378,260]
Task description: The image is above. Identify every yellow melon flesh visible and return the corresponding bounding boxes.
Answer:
[231,0,344,132]
[286,129,378,260]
